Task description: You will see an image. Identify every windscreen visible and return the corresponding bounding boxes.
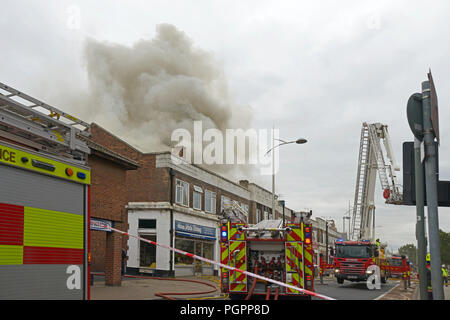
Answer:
[390,259,403,266]
[335,244,372,258]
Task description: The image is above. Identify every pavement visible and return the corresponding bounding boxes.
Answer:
[379,278,450,300]
[90,274,224,300]
[90,274,450,300]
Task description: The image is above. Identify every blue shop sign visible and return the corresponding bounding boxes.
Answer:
[90,218,113,232]
[175,220,216,240]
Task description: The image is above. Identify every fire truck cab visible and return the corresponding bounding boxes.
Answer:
[220,219,314,300]
[333,240,389,285]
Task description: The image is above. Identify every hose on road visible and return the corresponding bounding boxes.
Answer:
[91,272,218,300]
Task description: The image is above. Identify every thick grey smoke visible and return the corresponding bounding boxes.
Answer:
[79,24,256,180]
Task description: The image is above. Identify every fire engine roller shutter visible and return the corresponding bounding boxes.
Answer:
[0,158,88,300]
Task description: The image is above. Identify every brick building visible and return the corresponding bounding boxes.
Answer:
[87,123,302,279]
[126,152,250,277]
[239,180,293,224]
[86,124,139,285]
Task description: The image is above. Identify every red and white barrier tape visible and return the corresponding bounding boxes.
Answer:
[92,221,335,300]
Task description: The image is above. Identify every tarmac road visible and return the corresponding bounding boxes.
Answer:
[312,277,399,300]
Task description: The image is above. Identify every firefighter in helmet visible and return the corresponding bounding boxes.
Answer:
[375,238,380,248]
[443,264,448,287]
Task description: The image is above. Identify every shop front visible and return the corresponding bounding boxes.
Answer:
[174,220,216,277]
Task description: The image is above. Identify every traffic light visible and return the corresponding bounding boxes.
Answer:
[220,224,228,242]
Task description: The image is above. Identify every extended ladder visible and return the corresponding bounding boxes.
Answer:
[221,200,248,224]
[350,123,402,241]
[0,82,90,161]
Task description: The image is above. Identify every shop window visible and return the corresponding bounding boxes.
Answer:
[138,219,156,229]
[175,238,194,265]
[176,179,189,206]
[193,186,202,210]
[205,190,216,214]
[202,242,213,266]
[139,235,156,268]
[174,237,215,267]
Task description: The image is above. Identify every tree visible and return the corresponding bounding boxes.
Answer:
[439,229,450,265]
[398,243,417,265]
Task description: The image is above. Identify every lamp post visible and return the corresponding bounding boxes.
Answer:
[265,133,307,224]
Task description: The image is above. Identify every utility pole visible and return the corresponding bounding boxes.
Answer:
[325,221,329,264]
[422,78,444,300]
[414,136,428,299]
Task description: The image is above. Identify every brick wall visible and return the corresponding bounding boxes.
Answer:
[88,124,137,282]
[126,153,171,203]
[90,123,141,161]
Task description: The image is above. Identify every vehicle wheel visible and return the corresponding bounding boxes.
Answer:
[337,278,344,285]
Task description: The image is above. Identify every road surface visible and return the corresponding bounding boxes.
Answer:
[312,278,399,300]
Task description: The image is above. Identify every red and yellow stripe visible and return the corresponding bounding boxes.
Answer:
[0,202,83,265]
[229,240,247,292]
[286,242,303,293]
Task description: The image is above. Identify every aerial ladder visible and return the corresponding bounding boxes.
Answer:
[0,82,90,162]
[220,200,249,224]
[350,122,402,241]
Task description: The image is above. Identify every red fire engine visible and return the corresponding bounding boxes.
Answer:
[389,255,404,278]
[333,240,390,285]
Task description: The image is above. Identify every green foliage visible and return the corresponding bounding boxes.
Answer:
[439,229,450,265]
[398,243,417,265]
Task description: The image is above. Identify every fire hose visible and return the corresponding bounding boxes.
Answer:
[245,267,259,300]
[91,222,335,300]
[265,286,271,300]
[91,272,218,300]
[274,287,280,300]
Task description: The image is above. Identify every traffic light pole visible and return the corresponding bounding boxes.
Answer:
[422,80,444,300]
[414,137,428,299]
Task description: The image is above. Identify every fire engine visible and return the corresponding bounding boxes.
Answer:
[333,239,390,284]
[0,82,91,299]
[389,254,410,281]
[389,255,404,278]
[219,203,314,300]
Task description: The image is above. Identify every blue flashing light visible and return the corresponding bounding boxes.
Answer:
[77,172,86,179]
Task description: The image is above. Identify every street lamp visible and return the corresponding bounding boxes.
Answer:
[265,134,307,224]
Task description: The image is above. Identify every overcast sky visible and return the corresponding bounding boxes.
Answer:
[2,0,450,251]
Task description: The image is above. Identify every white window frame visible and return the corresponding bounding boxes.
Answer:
[193,186,203,211]
[176,179,189,207]
[205,190,216,214]
[221,195,230,211]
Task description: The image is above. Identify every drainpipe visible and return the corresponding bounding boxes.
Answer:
[169,168,175,277]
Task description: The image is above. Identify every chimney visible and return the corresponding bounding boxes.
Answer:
[239,180,249,188]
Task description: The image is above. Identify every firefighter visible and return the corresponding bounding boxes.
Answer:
[426,252,431,263]
[443,265,448,287]
[426,261,433,300]
[375,239,380,248]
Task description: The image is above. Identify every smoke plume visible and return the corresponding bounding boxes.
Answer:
[78,24,256,180]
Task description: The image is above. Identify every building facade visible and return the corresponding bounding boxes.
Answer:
[126,152,250,277]
[239,180,293,224]
[84,127,140,285]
